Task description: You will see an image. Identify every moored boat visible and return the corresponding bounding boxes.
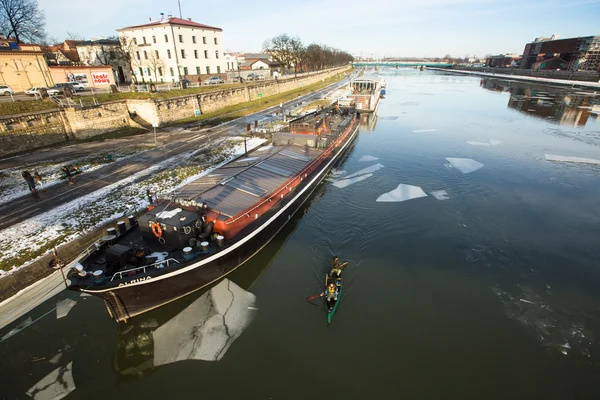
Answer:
[66,105,359,322]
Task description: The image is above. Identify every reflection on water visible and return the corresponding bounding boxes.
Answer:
[480,78,600,127]
[114,279,256,377]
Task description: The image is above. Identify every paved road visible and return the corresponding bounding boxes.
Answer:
[0,75,352,231]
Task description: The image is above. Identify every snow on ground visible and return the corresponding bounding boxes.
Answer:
[0,138,266,275]
[544,154,600,165]
[377,184,428,202]
[0,145,154,206]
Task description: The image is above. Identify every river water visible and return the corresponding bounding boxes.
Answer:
[2,68,600,399]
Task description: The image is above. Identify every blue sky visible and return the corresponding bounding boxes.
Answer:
[40,0,600,57]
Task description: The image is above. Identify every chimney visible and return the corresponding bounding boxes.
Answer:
[160,12,164,20]
[168,13,172,18]
[187,18,192,21]
[149,17,152,22]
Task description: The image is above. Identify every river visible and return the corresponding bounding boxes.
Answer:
[2,68,600,399]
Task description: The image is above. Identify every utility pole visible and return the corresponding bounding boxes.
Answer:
[178,0,182,18]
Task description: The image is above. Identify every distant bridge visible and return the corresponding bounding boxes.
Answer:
[352,61,453,68]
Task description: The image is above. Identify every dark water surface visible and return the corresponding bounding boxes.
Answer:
[2,68,600,399]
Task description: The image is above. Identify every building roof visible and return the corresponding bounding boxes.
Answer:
[78,39,120,46]
[241,59,269,67]
[117,17,222,32]
[244,53,269,60]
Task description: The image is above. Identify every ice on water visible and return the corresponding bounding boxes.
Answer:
[446,158,485,174]
[358,155,379,162]
[2,316,32,340]
[488,139,503,146]
[330,168,346,176]
[332,174,373,188]
[380,116,399,120]
[376,184,428,202]
[430,190,450,200]
[153,279,256,364]
[27,361,75,400]
[412,129,437,133]
[544,154,600,165]
[56,299,77,319]
[467,141,491,146]
[345,163,385,179]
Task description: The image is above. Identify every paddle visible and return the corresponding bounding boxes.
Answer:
[305,294,323,301]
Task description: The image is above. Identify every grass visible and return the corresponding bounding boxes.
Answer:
[168,71,350,127]
[0,100,59,117]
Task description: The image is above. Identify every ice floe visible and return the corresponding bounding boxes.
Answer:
[153,279,256,364]
[446,158,484,174]
[376,184,427,202]
[330,169,346,176]
[345,163,384,179]
[332,174,373,188]
[412,129,437,133]
[467,141,491,146]
[2,316,32,340]
[27,361,75,400]
[380,116,399,120]
[544,154,600,165]
[358,155,379,162]
[430,190,450,200]
[56,299,77,319]
[49,351,63,365]
[488,139,503,146]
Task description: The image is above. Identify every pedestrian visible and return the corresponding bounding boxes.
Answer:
[279,102,283,115]
[62,166,74,184]
[33,170,45,192]
[22,170,39,198]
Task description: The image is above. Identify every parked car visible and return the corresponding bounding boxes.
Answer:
[46,87,62,96]
[53,82,85,92]
[0,85,14,95]
[205,76,224,85]
[24,87,47,96]
[71,82,85,91]
[247,73,265,81]
[174,79,191,88]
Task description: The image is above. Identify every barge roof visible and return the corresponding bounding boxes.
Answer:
[175,144,323,218]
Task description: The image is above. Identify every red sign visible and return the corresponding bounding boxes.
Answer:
[92,72,111,85]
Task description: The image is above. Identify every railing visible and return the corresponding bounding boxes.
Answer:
[110,257,180,281]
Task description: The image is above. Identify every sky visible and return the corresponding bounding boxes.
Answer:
[39,0,600,58]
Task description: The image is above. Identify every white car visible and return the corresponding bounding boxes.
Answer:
[24,87,47,96]
[71,82,85,92]
[0,85,13,95]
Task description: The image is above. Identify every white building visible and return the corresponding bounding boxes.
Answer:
[116,16,226,83]
[75,39,132,83]
[224,53,239,72]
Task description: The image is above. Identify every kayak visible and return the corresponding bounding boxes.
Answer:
[325,275,342,324]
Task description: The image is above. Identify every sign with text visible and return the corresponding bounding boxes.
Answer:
[91,72,111,85]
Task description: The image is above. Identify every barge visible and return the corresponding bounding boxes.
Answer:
[338,76,383,113]
[66,106,360,322]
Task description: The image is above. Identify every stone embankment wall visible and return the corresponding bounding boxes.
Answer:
[0,66,350,156]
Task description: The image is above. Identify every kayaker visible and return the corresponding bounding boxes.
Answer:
[331,256,342,269]
[321,282,338,307]
[329,263,343,285]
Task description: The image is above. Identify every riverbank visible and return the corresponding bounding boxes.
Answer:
[428,67,600,89]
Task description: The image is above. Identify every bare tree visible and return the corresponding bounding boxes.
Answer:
[114,36,142,83]
[263,34,296,73]
[145,51,164,83]
[65,31,84,41]
[0,0,45,43]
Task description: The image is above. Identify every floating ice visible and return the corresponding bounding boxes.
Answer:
[330,169,346,176]
[49,351,63,365]
[467,141,491,146]
[488,139,503,146]
[430,190,449,200]
[446,158,484,174]
[332,174,373,188]
[412,129,436,133]
[2,316,32,340]
[544,154,600,165]
[380,116,399,120]
[345,163,384,179]
[56,299,77,319]
[153,279,256,364]
[358,155,379,162]
[27,361,75,400]
[376,184,428,202]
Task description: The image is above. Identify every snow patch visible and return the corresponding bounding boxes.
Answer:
[376,184,428,202]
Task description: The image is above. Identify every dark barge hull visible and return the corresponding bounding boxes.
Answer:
[76,120,360,322]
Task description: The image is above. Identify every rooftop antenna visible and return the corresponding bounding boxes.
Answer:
[178,0,182,19]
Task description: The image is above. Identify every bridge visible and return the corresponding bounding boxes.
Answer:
[352,61,453,68]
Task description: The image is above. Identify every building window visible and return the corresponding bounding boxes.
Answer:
[144,50,148,59]
[204,50,208,58]
[178,34,183,43]
[143,36,147,44]
[170,67,174,76]
[194,50,198,59]
[217,66,221,73]
[146,68,150,75]
[183,67,188,75]
[196,66,200,75]
[215,50,219,59]
[152,36,156,43]
[164,34,168,42]
[206,66,210,74]
[214,37,218,45]
[181,49,185,59]
[133,38,137,45]
[139,67,143,76]
[136,51,140,60]
[192,36,196,44]
[158,67,163,76]
[202,36,206,44]
[167,49,171,59]
[155,50,159,58]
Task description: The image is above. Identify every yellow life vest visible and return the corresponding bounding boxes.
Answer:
[328,286,336,293]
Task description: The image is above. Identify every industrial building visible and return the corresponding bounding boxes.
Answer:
[520,35,600,72]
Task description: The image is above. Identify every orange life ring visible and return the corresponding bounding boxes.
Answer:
[151,223,163,238]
